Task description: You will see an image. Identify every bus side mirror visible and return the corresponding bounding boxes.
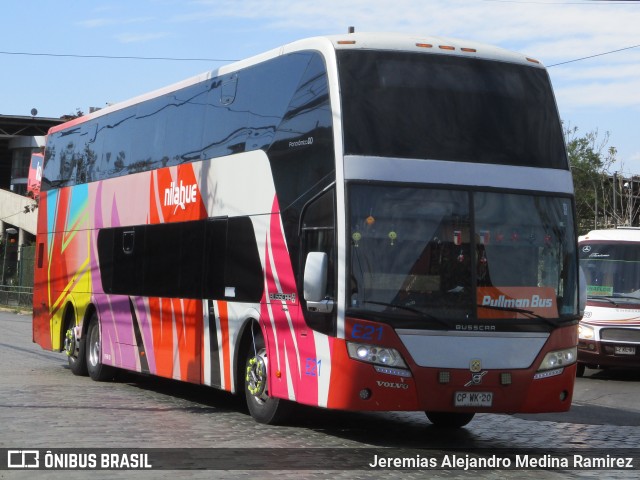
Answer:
[303,252,334,313]
[579,266,587,317]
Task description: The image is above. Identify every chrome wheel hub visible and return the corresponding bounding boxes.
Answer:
[88,326,100,367]
[246,348,268,402]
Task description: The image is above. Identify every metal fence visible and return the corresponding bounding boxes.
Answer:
[0,244,34,309]
[0,285,33,308]
[18,244,35,287]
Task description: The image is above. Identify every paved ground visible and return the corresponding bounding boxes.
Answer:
[1,311,639,479]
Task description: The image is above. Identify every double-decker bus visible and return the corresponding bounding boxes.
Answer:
[577,228,640,376]
[27,152,43,200]
[33,32,582,428]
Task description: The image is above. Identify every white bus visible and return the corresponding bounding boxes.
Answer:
[577,228,640,376]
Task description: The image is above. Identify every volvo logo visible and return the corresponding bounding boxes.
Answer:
[465,370,488,387]
[376,380,409,390]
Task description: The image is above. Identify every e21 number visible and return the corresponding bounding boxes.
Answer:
[351,324,383,342]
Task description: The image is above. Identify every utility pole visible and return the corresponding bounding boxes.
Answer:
[613,172,617,227]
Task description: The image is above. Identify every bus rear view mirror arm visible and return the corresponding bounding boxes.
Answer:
[307,299,334,314]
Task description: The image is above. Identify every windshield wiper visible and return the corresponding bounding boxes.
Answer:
[588,294,640,305]
[360,300,450,328]
[476,304,559,328]
[611,294,640,303]
[587,296,619,306]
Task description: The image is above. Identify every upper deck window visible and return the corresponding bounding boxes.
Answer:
[338,50,568,169]
[41,51,332,190]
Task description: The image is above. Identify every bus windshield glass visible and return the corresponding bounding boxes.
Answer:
[338,50,567,169]
[348,184,578,326]
[580,243,640,301]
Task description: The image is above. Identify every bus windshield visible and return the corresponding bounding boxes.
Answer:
[580,243,640,301]
[338,50,567,169]
[347,184,578,326]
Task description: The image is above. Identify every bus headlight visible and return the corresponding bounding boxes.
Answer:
[538,347,577,371]
[578,324,595,340]
[347,342,408,368]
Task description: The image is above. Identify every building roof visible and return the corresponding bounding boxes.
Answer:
[0,114,63,139]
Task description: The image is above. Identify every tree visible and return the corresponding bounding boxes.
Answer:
[59,108,84,122]
[565,125,620,234]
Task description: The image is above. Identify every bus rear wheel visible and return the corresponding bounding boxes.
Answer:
[244,330,291,424]
[64,316,87,376]
[426,411,475,428]
[86,313,115,381]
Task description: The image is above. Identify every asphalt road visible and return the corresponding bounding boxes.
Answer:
[1,310,640,479]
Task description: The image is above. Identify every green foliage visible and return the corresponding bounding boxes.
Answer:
[565,125,618,235]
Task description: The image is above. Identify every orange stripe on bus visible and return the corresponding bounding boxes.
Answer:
[218,301,232,390]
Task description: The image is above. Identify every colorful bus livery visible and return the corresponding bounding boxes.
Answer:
[33,33,582,428]
[27,152,43,199]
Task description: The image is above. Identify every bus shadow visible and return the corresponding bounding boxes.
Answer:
[108,370,244,415]
[103,370,508,449]
[283,404,486,448]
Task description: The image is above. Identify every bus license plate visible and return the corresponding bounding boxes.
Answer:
[615,346,636,355]
[454,391,493,407]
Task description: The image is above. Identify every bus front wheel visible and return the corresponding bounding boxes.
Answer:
[426,411,475,428]
[244,331,291,424]
[86,313,115,381]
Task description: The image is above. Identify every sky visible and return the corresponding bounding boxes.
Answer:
[1,0,639,175]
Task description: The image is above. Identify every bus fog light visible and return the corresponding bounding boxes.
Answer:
[359,388,371,400]
[347,342,408,368]
[538,347,577,371]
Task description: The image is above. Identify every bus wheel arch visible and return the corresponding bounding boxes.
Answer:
[62,303,88,376]
[239,319,292,424]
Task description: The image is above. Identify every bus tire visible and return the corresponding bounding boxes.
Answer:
[576,363,586,377]
[86,313,115,381]
[64,314,88,377]
[426,411,475,428]
[244,329,291,424]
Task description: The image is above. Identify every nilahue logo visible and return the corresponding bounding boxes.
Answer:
[477,287,558,319]
[163,180,198,213]
[151,164,205,223]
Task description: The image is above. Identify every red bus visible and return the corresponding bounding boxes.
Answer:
[33,33,583,427]
[27,152,43,199]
